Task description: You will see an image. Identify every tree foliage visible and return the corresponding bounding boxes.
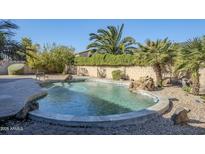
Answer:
[0,20,18,36]
[135,38,175,86]
[174,37,205,95]
[87,24,136,54]
[0,20,25,60]
[27,45,75,73]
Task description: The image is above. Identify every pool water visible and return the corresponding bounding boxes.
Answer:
[38,81,156,116]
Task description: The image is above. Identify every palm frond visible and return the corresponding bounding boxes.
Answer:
[87,24,136,54]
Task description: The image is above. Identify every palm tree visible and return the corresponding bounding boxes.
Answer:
[0,36,25,60]
[174,37,205,95]
[87,24,136,54]
[136,38,175,87]
[0,20,25,60]
[0,20,18,36]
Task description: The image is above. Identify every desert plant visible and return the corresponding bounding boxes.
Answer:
[8,63,24,75]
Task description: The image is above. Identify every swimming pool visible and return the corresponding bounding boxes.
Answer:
[37,81,156,116]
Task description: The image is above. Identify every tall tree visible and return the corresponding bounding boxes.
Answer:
[87,24,136,54]
[136,38,175,87]
[0,20,18,36]
[0,20,22,60]
[174,37,205,95]
[21,37,40,52]
[0,33,23,60]
[19,37,40,64]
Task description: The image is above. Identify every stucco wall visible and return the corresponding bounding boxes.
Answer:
[77,66,98,77]
[199,68,205,91]
[77,66,157,81]
[77,65,205,93]
[125,66,157,81]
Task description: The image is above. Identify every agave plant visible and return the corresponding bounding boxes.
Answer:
[174,37,205,95]
[136,38,175,87]
[87,24,136,54]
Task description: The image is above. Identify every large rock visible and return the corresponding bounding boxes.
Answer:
[162,78,172,87]
[129,81,134,89]
[8,63,25,75]
[171,107,190,125]
[129,76,155,91]
[181,78,192,87]
[15,101,39,119]
[64,74,73,81]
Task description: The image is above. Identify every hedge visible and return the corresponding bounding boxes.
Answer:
[75,54,136,66]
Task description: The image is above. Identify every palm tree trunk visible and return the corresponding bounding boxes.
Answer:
[153,64,162,87]
[191,71,200,95]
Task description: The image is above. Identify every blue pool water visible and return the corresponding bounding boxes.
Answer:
[38,81,156,116]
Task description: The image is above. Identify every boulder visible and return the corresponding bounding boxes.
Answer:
[129,81,134,89]
[162,78,172,87]
[8,63,25,75]
[171,107,190,125]
[181,78,192,87]
[15,101,39,119]
[64,74,73,81]
[129,76,155,91]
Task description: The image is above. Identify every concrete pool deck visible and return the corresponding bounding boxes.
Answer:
[0,78,47,120]
[0,75,82,120]
[0,75,169,127]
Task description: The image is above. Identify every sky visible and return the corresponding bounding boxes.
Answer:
[11,19,205,52]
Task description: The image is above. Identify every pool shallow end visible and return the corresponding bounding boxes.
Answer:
[28,90,169,128]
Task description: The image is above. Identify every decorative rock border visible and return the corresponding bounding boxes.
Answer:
[29,78,170,127]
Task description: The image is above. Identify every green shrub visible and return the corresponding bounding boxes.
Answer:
[8,64,25,75]
[201,95,205,102]
[27,45,75,73]
[112,70,124,80]
[75,53,135,66]
[182,86,191,93]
